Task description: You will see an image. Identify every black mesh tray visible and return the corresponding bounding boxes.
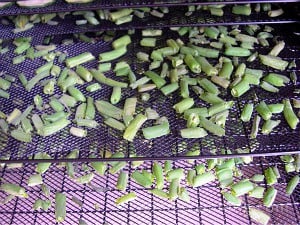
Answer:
[0,24,300,163]
[0,0,299,16]
[0,4,299,40]
[0,156,299,224]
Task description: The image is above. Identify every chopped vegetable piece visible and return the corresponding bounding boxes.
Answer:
[115,192,136,206]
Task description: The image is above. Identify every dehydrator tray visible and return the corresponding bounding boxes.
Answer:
[0,23,299,163]
[0,0,299,16]
[0,156,299,225]
[0,3,299,40]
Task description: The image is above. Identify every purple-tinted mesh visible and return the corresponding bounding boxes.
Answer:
[0,4,299,39]
[0,25,300,163]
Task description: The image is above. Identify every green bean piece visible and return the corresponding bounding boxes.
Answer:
[263,187,277,208]
[112,35,131,49]
[204,26,220,39]
[109,87,121,105]
[251,174,265,182]
[249,208,270,225]
[76,119,98,128]
[219,34,237,45]
[86,83,101,92]
[65,52,95,68]
[262,119,280,134]
[11,129,32,142]
[225,47,251,57]
[116,171,129,191]
[75,103,87,120]
[195,164,206,175]
[260,81,279,93]
[198,78,220,95]
[160,83,179,96]
[67,86,86,102]
[185,169,196,186]
[75,65,92,82]
[190,45,219,58]
[18,73,28,87]
[168,179,179,201]
[38,118,70,137]
[208,101,233,117]
[283,99,299,129]
[70,127,87,137]
[286,175,299,195]
[144,71,166,89]
[59,94,77,107]
[211,76,230,89]
[217,168,233,188]
[256,101,272,121]
[27,174,43,187]
[164,160,172,174]
[99,46,127,63]
[259,54,288,71]
[193,172,215,187]
[55,192,66,222]
[249,186,265,199]
[59,75,77,93]
[83,97,95,120]
[123,114,147,142]
[25,71,50,91]
[152,162,164,189]
[223,192,242,206]
[131,171,152,188]
[95,100,123,120]
[231,179,254,196]
[91,70,128,88]
[269,40,285,56]
[0,77,11,91]
[91,161,107,176]
[184,54,201,73]
[234,63,246,78]
[186,112,200,128]
[140,38,156,47]
[0,89,9,99]
[200,116,225,136]
[180,127,207,139]
[173,98,194,114]
[115,192,136,206]
[196,56,218,76]
[35,152,51,174]
[264,73,289,87]
[166,168,184,182]
[241,103,254,122]
[32,114,44,132]
[0,183,28,198]
[232,5,251,15]
[21,118,33,133]
[200,92,224,104]
[142,122,170,139]
[149,189,168,200]
[264,167,277,185]
[49,98,64,112]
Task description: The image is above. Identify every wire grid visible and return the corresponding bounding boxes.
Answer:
[0,156,299,225]
[0,24,300,162]
[0,0,299,16]
[0,3,299,39]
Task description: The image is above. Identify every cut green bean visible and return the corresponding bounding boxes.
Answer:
[27,174,43,187]
[123,114,147,142]
[149,189,168,199]
[249,208,270,225]
[85,97,95,120]
[86,83,101,92]
[116,171,128,191]
[92,70,128,88]
[65,52,95,68]
[91,161,107,176]
[251,174,265,183]
[269,40,285,56]
[211,76,230,89]
[256,101,272,121]
[249,186,265,199]
[26,71,50,91]
[264,167,277,185]
[173,98,194,114]
[104,118,125,131]
[59,94,77,107]
[231,179,254,196]
[169,179,179,201]
[232,5,251,15]
[260,81,279,93]
[223,192,242,206]
[200,116,225,136]
[263,187,277,207]
[11,129,32,142]
[70,127,87,137]
[200,92,224,104]
[161,83,179,96]
[112,35,131,49]
[76,119,98,128]
[131,171,152,188]
[95,100,123,120]
[225,47,251,57]
[153,162,164,189]
[67,86,86,102]
[167,168,184,181]
[142,122,170,139]
[76,66,92,82]
[115,192,136,206]
[99,46,127,63]
[198,78,220,95]
[196,56,218,76]
[193,172,215,187]
[55,192,66,222]
[0,183,28,198]
[144,71,166,88]
[38,118,70,136]
[262,119,280,134]
[190,45,219,58]
[286,175,299,195]
[259,54,288,71]
[283,99,299,129]
[241,103,253,122]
